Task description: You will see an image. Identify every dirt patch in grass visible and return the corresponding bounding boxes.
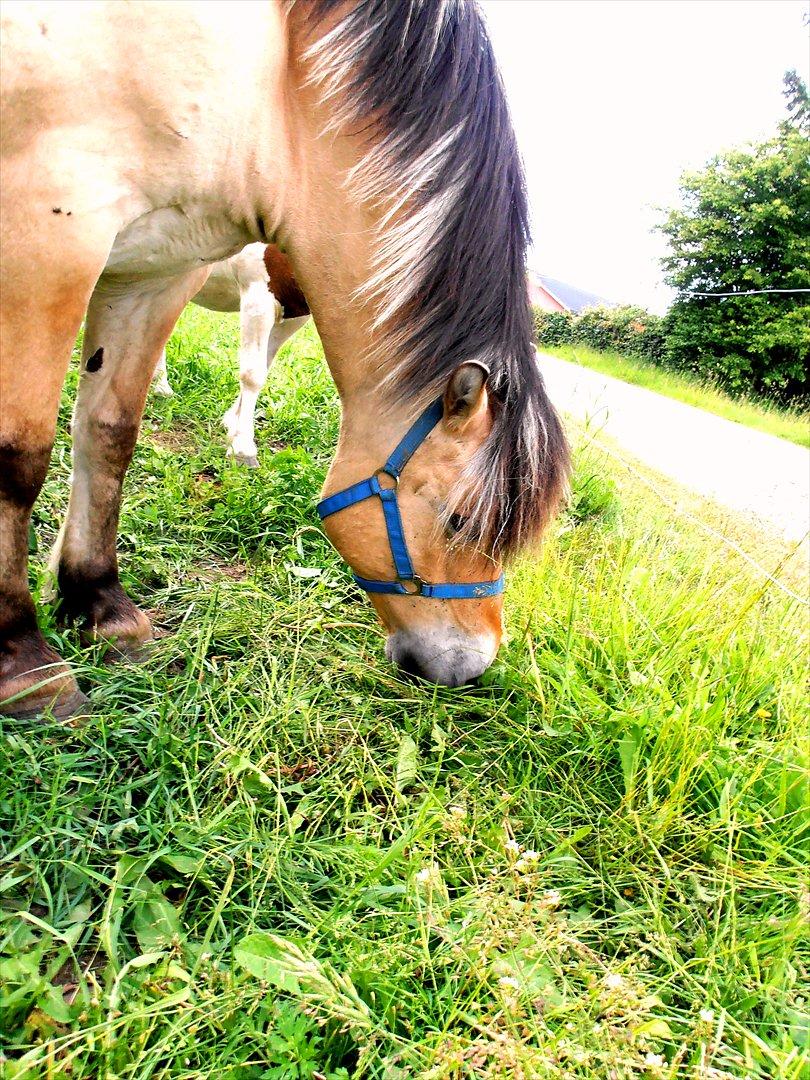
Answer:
[143,423,196,455]
[188,555,250,582]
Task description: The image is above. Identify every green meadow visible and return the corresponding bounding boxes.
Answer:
[1,309,807,1079]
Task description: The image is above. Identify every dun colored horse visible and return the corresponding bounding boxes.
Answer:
[0,0,568,715]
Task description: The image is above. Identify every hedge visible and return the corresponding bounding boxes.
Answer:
[533,305,667,365]
[533,303,808,405]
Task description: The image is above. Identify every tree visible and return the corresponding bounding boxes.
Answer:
[781,69,809,135]
[658,73,810,401]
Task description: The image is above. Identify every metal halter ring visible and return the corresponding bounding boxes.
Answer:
[374,468,399,490]
[397,575,424,595]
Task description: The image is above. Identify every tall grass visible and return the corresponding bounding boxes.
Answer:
[1,309,807,1079]
[541,343,810,449]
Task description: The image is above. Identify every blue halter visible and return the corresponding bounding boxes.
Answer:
[317,397,505,599]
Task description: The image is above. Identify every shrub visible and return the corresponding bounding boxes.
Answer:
[532,308,574,345]
[533,304,667,365]
[661,293,809,402]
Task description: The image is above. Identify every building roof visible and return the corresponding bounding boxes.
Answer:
[531,272,617,314]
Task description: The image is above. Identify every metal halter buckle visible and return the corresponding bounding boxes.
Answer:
[397,575,424,595]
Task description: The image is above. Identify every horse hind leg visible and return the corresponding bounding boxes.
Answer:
[222,281,281,468]
[151,349,174,397]
[223,311,310,467]
[48,270,207,656]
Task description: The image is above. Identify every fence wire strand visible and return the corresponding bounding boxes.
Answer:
[684,287,810,298]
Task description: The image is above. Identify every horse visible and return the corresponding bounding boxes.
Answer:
[0,0,569,717]
[150,242,311,467]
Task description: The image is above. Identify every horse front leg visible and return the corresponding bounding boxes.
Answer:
[48,270,207,655]
[0,232,112,718]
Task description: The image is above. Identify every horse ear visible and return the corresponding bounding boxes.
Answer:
[443,363,489,430]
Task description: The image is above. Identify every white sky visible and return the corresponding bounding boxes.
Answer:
[480,0,810,312]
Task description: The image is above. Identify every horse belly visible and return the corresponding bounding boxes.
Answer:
[103,207,251,285]
[3,3,284,290]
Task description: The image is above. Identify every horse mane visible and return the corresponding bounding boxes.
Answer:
[297,0,570,557]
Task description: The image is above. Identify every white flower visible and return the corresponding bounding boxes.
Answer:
[416,862,442,885]
[542,889,562,908]
[498,976,520,989]
[504,838,521,856]
[515,850,542,874]
[603,972,625,990]
[699,1008,715,1024]
[644,1052,664,1068]
[447,804,466,817]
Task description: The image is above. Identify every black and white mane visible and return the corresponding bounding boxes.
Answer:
[302,0,570,556]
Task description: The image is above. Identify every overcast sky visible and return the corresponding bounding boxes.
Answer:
[480,0,810,313]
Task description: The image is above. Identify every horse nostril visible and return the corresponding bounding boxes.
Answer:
[396,648,425,680]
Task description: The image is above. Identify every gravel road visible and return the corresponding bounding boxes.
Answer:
[538,350,810,543]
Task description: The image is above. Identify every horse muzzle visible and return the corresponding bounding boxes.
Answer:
[385,626,498,687]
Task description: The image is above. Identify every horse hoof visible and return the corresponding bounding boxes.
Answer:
[65,582,154,662]
[0,681,91,721]
[152,384,174,398]
[0,630,90,720]
[234,453,259,468]
[80,621,154,664]
[99,635,154,665]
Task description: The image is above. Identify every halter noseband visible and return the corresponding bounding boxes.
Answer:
[317,396,504,599]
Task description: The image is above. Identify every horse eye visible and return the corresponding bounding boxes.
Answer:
[447,513,467,535]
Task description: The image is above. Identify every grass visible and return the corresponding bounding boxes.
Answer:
[539,343,810,449]
[1,307,808,1079]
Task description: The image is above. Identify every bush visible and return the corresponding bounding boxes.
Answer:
[661,293,809,402]
[533,304,667,365]
[532,309,574,346]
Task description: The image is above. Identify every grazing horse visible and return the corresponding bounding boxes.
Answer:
[0,0,568,716]
[151,242,311,467]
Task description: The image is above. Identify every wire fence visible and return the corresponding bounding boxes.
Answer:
[683,288,810,298]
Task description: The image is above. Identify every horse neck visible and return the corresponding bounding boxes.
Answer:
[314,301,414,460]
[275,17,420,451]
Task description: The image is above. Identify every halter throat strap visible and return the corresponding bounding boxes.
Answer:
[316,397,504,599]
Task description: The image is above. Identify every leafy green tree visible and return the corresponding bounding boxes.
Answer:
[659,74,810,401]
[781,68,809,135]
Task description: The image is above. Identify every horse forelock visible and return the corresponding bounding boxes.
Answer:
[295,0,570,557]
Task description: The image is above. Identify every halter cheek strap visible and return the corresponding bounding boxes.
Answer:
[316,397,505,599]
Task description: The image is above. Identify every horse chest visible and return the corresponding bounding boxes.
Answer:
[103,206,251,284]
